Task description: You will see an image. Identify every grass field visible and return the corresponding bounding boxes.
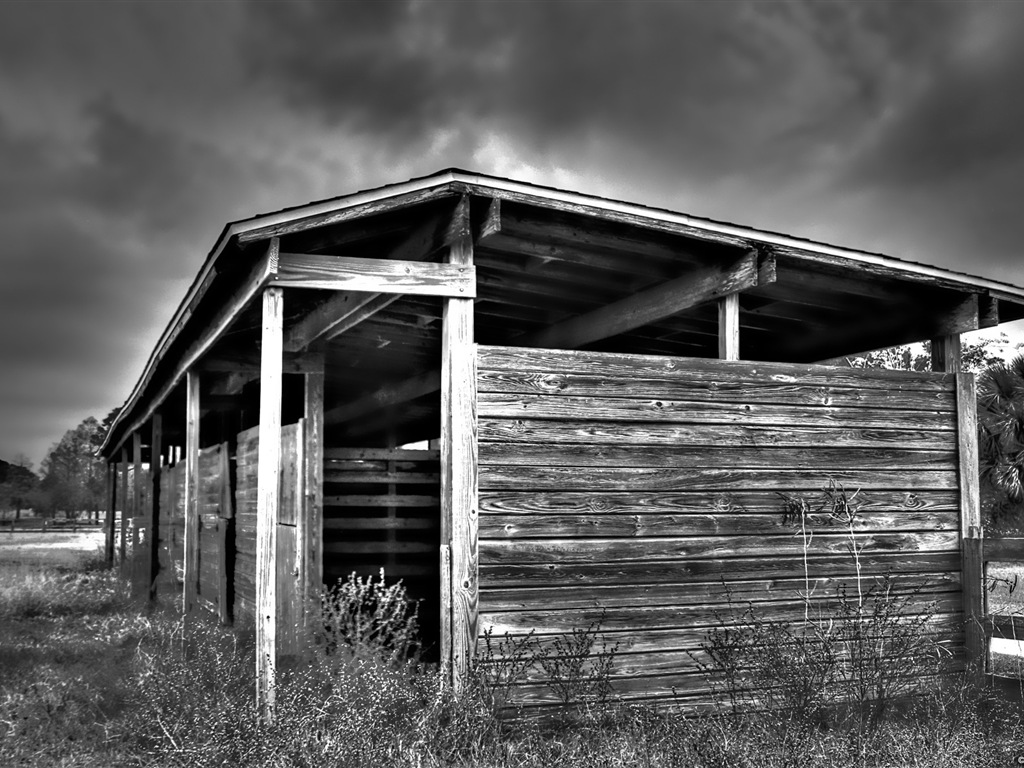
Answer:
[3,536,1024,767]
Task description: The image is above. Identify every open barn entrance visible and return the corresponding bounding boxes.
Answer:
[321,444,441,659]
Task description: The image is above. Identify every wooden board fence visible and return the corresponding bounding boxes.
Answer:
[476,345,966,710]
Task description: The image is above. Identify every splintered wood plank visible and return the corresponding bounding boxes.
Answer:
[274,252,476,297]
[477,370,956,411]
[478,443,956,471]
[478,393,956,430]
[480,551,962,588]
[478,466,958,492]
[183,371,200,616]
[256,287,283,719]
[477,345,955,390]
[479,531,959,564]
[478,418,952,449]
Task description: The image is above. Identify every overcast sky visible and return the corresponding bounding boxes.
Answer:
[2,0,1024,468]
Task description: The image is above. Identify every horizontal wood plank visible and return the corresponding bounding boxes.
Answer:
[479,443,955,471]
[479,466,958,491]
[480,509,958,538]
[480,572,960,612]
[479,393,956,430]
[479,418,952,449]
[478,369,956,411]
[478,345,955,389]
[479,489,958,517]
[480,531,959,564]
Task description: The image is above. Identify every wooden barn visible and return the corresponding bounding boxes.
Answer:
[99,169,1024,713]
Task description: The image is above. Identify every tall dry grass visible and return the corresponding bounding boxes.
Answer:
[1,554,1023,766]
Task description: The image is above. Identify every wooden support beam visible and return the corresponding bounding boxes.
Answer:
[956,372,985,679]
[199,352,324,375]
[131,432,143,593]
[324,369,441,426]
[274,253,476,297]
[441,212,478,690]
[931,334,962,374]
[718,293,740,360]
[217,442,232,625]
[795,295,979,364]
[979,295,999,328]
[516,251,761,350]
[149,414,163,601]
[183,370,200,616]
[119,447,129,568]
[106,238,279,458]
[303,356,325,638]
[105,462,116,566]
[282,196,472,353]
[256,287,284,720]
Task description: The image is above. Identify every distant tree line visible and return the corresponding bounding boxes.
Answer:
[0,407,120,522]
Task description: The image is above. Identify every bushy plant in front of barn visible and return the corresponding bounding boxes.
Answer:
[695,480,954,737]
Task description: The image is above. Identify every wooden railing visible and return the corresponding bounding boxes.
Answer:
[980,536,1024,681]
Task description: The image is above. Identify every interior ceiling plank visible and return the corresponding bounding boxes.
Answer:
[513,250,765,350]
[778,294,981,364]
[324,369,442,426]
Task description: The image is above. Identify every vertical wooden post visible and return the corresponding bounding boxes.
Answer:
[932,333,962,374]
[718,293,740,361]
[256,285,284,719]
[150,414,163,601]
[956,372,985,680]
[303,355,324,638]
[119,446,129,570]
[184,370,200,615]
[131,431,144,595]
[217,442,232,625]
[105,461,116,566]
[441,197,478,689]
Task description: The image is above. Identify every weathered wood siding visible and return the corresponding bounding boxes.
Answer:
[234,423,303,626]
[323,447,440,657]
[477,345,964,710]
[158,462,185,588]
[196,443,230,616]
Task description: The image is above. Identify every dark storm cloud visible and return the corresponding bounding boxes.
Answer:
[0,97,276,463]
[242,0,1024,283]
[242,1,959,181]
